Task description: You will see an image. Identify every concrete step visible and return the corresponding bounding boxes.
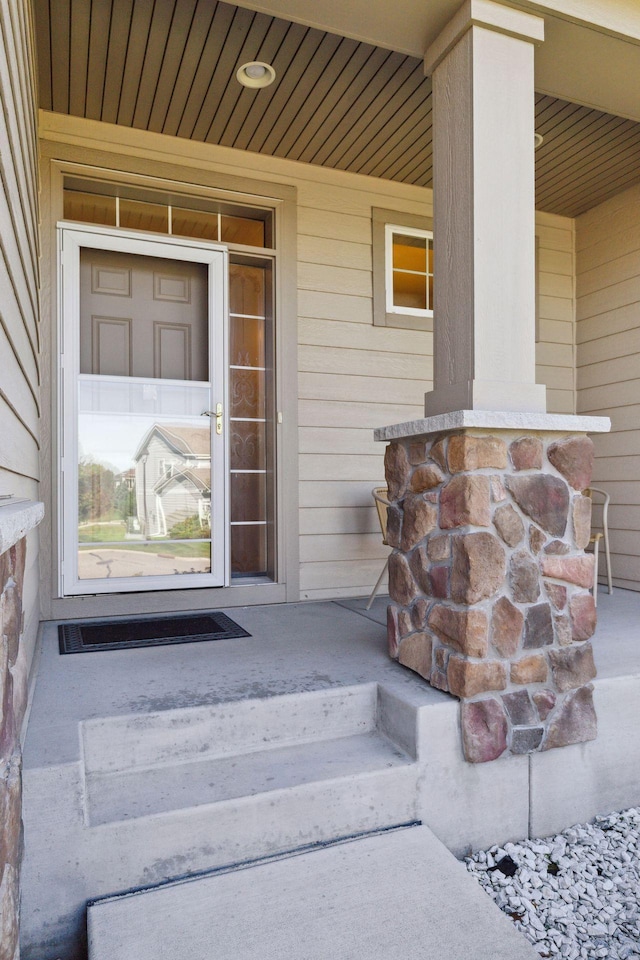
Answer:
[21,683,421,959]
[87,824,539,960]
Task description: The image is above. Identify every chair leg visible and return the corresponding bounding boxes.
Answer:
[592,538,599,607]
[366,555,389,611]
[603,527,613,595]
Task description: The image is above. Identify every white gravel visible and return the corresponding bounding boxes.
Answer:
[465,807,640,959]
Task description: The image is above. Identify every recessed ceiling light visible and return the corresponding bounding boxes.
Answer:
[236,61,276,89]
[534,133,544,149]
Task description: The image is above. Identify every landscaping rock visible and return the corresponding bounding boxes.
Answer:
[548,436,594,491]
[451,532,506,603]
[506,475,569,537]
[461,698,508,763]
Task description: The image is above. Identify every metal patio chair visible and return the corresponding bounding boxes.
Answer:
[366,486,392,611]
[585,486,613,605]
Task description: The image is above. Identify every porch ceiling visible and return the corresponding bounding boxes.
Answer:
[34,0,640,218]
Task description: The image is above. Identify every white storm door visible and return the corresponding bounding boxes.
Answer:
[59,226,228,595]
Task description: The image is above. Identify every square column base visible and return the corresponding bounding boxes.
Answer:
[381,422,607,764]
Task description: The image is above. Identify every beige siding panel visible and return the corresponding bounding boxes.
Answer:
[299,454,383,483]
[578,327,640,367]
[578,250,640,299]
[592,430,640,459]
[539,295,573,323]
[577,355,640,390]
[298,317,431,355]
[298,261,372,298]
[577,380,640,411]
[546,389,574,415]
[0,393,38,477]
[299,507,379,536]
[535,364,573,391]
[578,227,640,276]
[539,272,573,299]
[538,248,573,276]
[535,224,573,253]
[299,427,381,456]
[538,319,573,344]
[298,344,430,381]
[297,207,371,244]
[300,558,385,593]
[298,399,421,429]
[535,342,573,367]
[299,481,384,510]
[576,302,640,344]
[577,276,640,322]
[300,533,386,563]
[298,290,372,324]
[299,372,429,406]
[297,235,371,271]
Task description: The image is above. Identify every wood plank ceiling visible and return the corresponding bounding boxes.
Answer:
[34,0,640,218]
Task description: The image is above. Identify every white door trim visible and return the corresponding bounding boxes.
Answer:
[58,223,229,596]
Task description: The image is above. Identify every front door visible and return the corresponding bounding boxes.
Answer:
[60,227,228,594]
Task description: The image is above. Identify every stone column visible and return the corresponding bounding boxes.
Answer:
[424,0,547,416]
[0,500,43,960]
[377,415,609,762]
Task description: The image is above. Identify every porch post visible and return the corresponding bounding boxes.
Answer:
[374,0,611,764]
[424,0,546,416]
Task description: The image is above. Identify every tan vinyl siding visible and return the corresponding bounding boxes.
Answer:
[40,114,574,603]
[0,1,41,663]
[576,181,640,592]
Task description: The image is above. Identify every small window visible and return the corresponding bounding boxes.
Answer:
[372,207,434,330]
[385,225,433,316]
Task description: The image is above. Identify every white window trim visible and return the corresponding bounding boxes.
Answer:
[384,223,434,319]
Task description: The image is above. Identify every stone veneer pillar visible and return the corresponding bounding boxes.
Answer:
[376,413,610,763]
[0,500,43,960]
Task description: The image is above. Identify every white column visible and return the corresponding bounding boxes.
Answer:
[424,0,547,416]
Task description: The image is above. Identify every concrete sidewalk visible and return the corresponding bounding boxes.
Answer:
[87,825,538,960]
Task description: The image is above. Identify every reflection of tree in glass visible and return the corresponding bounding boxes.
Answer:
[78,458,116,522]
[169,514,211,540]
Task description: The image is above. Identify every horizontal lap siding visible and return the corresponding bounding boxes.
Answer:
[0,1,40,657]
[576,182,640,591]
[299,195,575,598]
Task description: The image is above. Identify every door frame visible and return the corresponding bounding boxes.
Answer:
[58,223,229,596]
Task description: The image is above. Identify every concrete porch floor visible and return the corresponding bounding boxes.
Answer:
[20,589,640,959]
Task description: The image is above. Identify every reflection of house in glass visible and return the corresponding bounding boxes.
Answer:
[134,424,211,539]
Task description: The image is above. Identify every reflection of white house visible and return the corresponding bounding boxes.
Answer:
[133,424,211,538]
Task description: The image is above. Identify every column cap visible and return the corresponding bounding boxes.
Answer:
[374,410,610,442]
[0,499,44,555]
[424,0,545,75]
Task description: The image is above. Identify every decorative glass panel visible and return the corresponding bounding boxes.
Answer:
[230,421,266,471]
[230,316,265,367]
[229,264,266,317]
[231,524,267,576]
[230,472,266,523]
[230,368,265,420]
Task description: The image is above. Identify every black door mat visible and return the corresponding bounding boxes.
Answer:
[58,612,251,654]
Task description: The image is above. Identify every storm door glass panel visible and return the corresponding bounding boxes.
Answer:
[229,260,274,578]
[75,248,215,586]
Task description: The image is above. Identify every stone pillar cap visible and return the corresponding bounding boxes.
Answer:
[374,410,611,443]
[0,499,44,554]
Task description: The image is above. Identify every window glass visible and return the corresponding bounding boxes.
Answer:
[221,215,266,247]
[386,225,433,316]
[119,198,169,234]
[64,190,117,226]
[171,207,220,242]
